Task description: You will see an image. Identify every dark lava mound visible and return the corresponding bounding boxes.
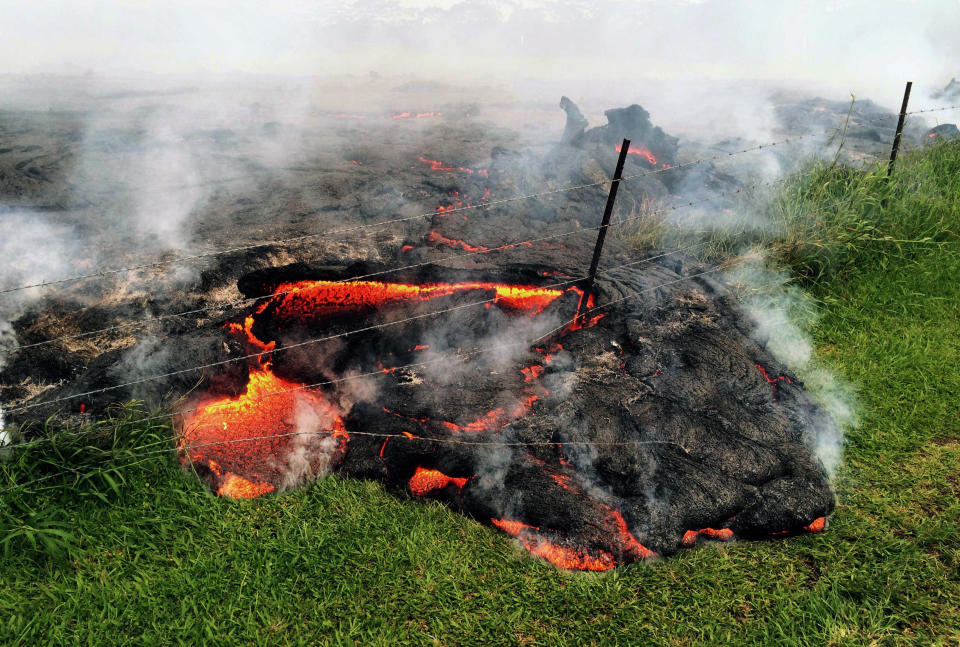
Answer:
[1,98,835,570]
[167,257,833,570]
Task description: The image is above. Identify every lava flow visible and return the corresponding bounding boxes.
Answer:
[172,267,827,569]
[615,142,657,165]
[264,279,571,320]
[756,363,793,401]
[180,276,586,498]
[180,366,347,498]
[408,467,469,496]
[491,518,618,571]
[419,156,489,176]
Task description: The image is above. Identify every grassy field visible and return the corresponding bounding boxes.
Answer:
[2,141,959,646]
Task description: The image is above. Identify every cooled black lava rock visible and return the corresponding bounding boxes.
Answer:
[229,258,837,563]
[4,252,836,567]
[560,96,588,145]
[926,124,959,142]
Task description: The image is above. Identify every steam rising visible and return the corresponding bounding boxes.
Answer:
[282,394,344,490]
[726,252,857,476]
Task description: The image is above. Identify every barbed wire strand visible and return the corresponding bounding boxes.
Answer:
[7,238,721,416]
[907,104,960,116]
[9,177,783,354]
[0,259,740,496]
[0,129,836,297]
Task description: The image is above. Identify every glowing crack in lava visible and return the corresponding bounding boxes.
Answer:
[491,518,617,571]
[490,508,655,571]
[180,277,580,499]
[615,142,657,165]
[265,279,571,319]
[756,363,793,401]
[418,156,489,176]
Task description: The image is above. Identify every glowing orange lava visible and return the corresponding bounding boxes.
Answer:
[607,509,657,559]
[491,518,617,571]
[615,143,657,165]
[549,473,577,492]
[804,517,826,533]
[427,231,490,253]
[217,473,275,498]
[180,367,346,498]
[521,365,545,383]
[408,467,469,496]
[225,315,274,352]
[681,527,735,545]
[418,156,488,176]
[756,363,793,401]
[185,272,604,515]
[267,279,569,319]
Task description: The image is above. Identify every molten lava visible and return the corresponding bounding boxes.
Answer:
[418,156,489,176]
[680,527,735,545]
[804,517,826,533]
[182,276,588,499]
[491,518,618,571]
[408,467,469,496]
[180,367,346,498]
[615,142,657,165]
[218,473,275,498]
[427,231,489,253]
[756,363,793,401]
[177,266,684,568]
[266,279,570,319]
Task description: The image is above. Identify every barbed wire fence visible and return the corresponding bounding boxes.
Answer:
[2,97,959,497]
[0,255,743,497]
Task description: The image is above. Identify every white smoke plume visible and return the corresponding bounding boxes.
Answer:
[106,335,173,404]
[725,250,857,477]
[0,212,93,383]
[278,393,345,491]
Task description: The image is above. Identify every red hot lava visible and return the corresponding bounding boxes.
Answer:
[615,142,657,165]
[180,277,586,500]
[408,467,468,496]
[418,156,489,176]
[175,272,821,570]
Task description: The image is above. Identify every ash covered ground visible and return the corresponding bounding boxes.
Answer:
[0,75,921,568]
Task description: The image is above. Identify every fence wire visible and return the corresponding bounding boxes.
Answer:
[1,257,740,496]
[8,178,783,355]
[0,129,836,297]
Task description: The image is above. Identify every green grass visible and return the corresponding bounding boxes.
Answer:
[2,141,959,646]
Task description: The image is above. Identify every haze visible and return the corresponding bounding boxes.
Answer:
[2,0,958,106]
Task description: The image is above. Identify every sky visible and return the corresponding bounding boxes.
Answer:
[1,0,959,103]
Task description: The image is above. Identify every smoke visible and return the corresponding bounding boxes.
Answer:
[106,335,174,404]
[278,393,344,490]
[0,212,88,311]
[336,368,382,414]
[725,251,857,477]
[0,211,94,384]
[469,441,523,519]
[0,407,8,447]
[418,306,564,385]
